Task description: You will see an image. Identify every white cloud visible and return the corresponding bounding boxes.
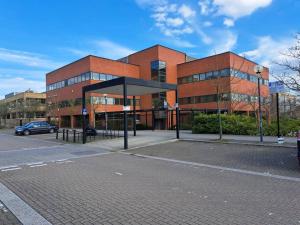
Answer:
[203,21,213,27]
[0,77,45,97]
[213,0,272,19]
[94,40,135,59]
[64,40,135,59]
[198,0,215,15]
[178,4,196,18]
[135,0,167,7]
[166,17,184,27]
[223,18,234,27]
[210,30,238,54]
[137,1,196,38]
[0,48,63,69]
[241,36,292,68]
[167,38,196,48]
[0,68,46,78]
[198,0,272,27]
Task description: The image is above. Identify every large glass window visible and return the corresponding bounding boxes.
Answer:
[151,60,167,108]
[151,60,166,82]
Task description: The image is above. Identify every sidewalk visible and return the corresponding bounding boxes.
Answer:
[179,130,297,147]
[86,130,297,150]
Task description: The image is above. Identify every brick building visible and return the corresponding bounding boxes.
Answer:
[0,90,46,128]
[45,45,269,129]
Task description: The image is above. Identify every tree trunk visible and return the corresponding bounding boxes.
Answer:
[217,93,223,140]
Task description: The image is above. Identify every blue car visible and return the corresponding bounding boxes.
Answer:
[15,121,58,135]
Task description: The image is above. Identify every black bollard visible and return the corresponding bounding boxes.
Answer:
[297,131,300,166]
[73,130,76,143]
[66,130,69,142]
[56,130,58,139]
[62,129,65,141]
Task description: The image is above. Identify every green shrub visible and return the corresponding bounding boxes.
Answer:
[192,113,300,136]
[264,117,300,137]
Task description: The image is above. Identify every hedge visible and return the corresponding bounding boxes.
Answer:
[192,114,300,137]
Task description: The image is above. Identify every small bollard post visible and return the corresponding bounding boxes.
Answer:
[297,131,300,166]
[73,130,76,143]
[66,130,69,142]
[56,130,58,139]
[62,129,65,141]
[277,136,284,144]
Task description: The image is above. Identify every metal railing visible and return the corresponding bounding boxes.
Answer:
[55,128,121,143]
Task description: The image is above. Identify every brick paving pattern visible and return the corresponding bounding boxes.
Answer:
[1,153,300,225]
[129,140,300,178]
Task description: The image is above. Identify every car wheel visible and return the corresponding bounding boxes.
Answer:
[24,130,30,136]
[49,128,55,133]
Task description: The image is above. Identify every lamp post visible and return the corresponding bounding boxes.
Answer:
[254,65,264,142]
[103,94,108,133]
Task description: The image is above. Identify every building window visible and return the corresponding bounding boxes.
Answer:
[151,60,166,82]
[151,60,167,107]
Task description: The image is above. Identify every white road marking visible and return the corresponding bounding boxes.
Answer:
[114,172,123,176]
[1,167,21,172]
[27,162,44,166]
[0,151,113,171]
[55,160,73,164]
[124,139,178,151]
[0,165,21,170]
[0,145,63,153]
[55,159,69,162]
[29,164,47,168]
[0,183,52,225]
[124,153,300,183]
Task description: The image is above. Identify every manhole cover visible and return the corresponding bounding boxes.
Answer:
[71,150,98,156]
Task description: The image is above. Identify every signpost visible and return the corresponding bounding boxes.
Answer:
[123,106,130,111]
[82,108,87,116]
[269,81,285,144]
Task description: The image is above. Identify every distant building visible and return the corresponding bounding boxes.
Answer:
[0,90,46,127]
[270,91,299,119]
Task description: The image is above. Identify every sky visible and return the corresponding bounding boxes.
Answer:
[0,0,299,99]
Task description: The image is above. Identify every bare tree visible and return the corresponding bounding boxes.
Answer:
[211,54,247,139]
[0,102,8,127]
[274,33,300,90]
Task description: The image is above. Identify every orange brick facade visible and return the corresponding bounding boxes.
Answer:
[46,45,269,128]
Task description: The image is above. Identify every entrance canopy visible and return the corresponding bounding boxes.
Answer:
[83,76,177,96]
[82,76,180,149]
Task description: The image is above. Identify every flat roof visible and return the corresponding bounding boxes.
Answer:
[123,44,187,58]
[83,77,177,96]
[46,55,140,76]
[178,51,269,70]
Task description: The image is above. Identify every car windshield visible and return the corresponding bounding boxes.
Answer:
[24,123,33,128]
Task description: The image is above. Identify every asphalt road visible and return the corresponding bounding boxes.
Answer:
[0,131,110,169]
[0,130,299,225]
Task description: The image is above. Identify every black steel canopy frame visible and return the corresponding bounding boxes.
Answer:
[82,76,180,149]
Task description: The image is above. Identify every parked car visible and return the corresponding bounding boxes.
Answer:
[85,125,97,136]
[15,121,58,135]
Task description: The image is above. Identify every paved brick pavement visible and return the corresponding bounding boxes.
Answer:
[1,153,300,225]
[0,132,110,168]
[0,201,21,225]
[129,140,300,178]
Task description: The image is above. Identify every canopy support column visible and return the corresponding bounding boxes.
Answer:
[82,90,86,144]
[133,96,136,136]
[175,89,180,139]
[123,82,128,149]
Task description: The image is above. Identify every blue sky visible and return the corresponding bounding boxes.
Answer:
[0,0,299,98]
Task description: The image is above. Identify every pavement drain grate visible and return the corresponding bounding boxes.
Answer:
[0,201,22,225]
[71,150,98,156]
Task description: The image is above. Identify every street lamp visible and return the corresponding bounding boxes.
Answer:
[254,65,264,142]
[103,94,108,133]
